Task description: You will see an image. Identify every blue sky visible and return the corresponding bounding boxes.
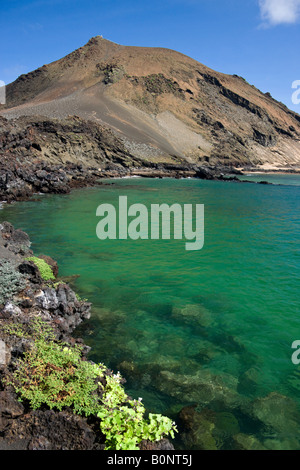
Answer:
[0,0,299,111]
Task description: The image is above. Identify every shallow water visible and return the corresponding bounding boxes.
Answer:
[233,173,300,186]
[1,177,300,449]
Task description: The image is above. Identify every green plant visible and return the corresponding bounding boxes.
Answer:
[8,320,104,414]
[3,321,26,338]
[0,260,26,305]
[7,319,177,450]
[52,280,65,288]
[98,373,177,450]
[4,316,57,342]
[25,256,55,281]
[74,292,88,302]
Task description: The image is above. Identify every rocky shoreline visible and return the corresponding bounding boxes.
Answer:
[0,114,262,206]
[0,158,239,205]
[0,222,174,450]
[4,111,297,208]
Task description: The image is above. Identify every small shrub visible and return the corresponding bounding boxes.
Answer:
[25,256,55,281]
[8,319,104,414]
[3,321,26,338]
[98,373,177,450]
[51,280,65,288]
[7,319,177,450]
[0,260,26,305]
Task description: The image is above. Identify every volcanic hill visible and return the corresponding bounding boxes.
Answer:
[1,36,300,170]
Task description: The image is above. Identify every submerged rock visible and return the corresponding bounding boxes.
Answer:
[263,437,300,451]
[179,405,241,450]
[186,339,223,364]
[155,368,242,409]
[238,367,260,394]
[171,303,213,328]
[179,406,217,450]
[214,411,240,441]
[244,392,300,435]
[232,433,266,450]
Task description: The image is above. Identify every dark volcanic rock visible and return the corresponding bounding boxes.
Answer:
[139,438,174,450]
[0,114,146,203]
[0,222,31,256]
[19,260,43,284]
[0,113,266,204]
[1,409,99,451]
[0,391,25,418]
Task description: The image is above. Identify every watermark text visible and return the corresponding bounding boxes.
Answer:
[96,196,204,251]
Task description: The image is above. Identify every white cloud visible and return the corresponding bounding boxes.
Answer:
[259,0,300,25]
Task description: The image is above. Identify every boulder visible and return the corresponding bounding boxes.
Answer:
[179,406,218,450]
[244,392,300,435]
[0,340,11,366]
[0,391,24,418]
[35,288,59,310]
[0,222,31,255]
[155,369,242,409]
[2,302,22,317]
[3,409,99,450]
[139,439,174,450]
[19,260,42,284]
[232,433,266,450]
[171,303,212,328]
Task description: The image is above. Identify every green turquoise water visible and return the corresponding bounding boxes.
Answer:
[234,173,300,186]
[1,176,300,449]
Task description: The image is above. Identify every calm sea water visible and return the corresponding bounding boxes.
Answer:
[234,173,300,186]
[1,176,300,449]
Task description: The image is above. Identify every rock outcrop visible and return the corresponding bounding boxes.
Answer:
[0,114,245,203]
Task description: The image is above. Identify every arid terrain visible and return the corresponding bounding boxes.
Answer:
[1,36,300,171]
